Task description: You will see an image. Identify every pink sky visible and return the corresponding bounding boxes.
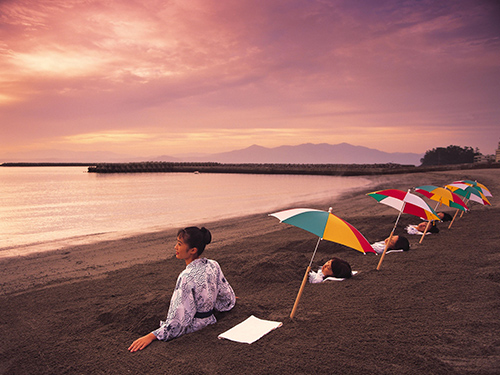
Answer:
[1,0,499,158]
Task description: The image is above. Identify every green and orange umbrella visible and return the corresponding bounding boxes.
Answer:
[269,207,374,318]
[454,180,492,197]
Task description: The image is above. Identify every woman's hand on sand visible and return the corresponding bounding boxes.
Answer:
[128,333,157,352]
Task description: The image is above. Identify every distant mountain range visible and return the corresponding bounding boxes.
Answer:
[1,143,424,165]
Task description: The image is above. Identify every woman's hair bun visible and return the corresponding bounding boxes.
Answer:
[201,227,212,245]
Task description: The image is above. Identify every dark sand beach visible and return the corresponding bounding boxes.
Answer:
[1,169,499,374]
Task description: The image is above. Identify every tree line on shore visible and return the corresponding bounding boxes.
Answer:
[420,145,485,165]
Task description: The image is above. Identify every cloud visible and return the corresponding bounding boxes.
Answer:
[0,0,499,156]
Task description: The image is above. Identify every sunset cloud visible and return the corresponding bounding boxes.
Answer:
[1,0,499,158]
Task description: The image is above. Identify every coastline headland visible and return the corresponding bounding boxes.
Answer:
[87,161,499,176]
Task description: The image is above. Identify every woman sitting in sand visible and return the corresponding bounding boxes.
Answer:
[371,235,410,254]
[128,226,236,352]
[309,257,352,283]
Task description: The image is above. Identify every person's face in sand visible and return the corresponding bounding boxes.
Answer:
[384,235,399,249]
[416,222,428,232]
[175,236,198,265]
[321,260,334,277]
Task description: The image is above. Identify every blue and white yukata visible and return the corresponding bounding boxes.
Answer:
[371,241,386,254]
[152,258,236,341]
[308,269,326,284]
[371,241,405,255]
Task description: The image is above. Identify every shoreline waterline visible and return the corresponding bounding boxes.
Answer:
[0,183,375,259]
[0,169,377,258]
[2,168,496,260]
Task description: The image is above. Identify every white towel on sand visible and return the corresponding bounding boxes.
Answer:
[218,315,282,344]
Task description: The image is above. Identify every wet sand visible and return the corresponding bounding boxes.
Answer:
[1,169,499,374]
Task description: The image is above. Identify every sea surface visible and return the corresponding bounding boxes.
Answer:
[0,167,372,257]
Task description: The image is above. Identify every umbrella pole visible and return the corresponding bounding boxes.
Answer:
[376,230,394,271]
[419,200,439,243]
[290,266,311,319]
[419,223,430,243]
[377,202,405,271]
[290,237,322,319]
[460,198,469,218]
[448,209,459,229]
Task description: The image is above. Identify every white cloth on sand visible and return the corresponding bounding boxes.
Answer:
[218,315,282,344]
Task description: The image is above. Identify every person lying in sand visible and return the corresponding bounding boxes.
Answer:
[407,221,440,234]
[371,235,410,254]
[437,212,453,222]
[406,212,452,235]
[128,226,236,352]
[309,257,352,283]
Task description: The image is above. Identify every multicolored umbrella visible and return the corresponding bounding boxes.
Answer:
[414,185,468,240]
[446,183,490,206]
[367,189,440,221]
[415,185,468,211]
[445,182,491,228]
[454,180,493,197]
[270,208,375,254]
[367,189,440,270]
[269,207,375,318]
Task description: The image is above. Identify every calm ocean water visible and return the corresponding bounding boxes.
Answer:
[0,167,372,257]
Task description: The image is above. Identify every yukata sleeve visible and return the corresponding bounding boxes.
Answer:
[308,270,324,284]
[152,275,197,341]
[214,263,236,312]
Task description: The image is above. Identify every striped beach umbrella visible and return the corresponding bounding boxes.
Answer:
[453,180,492,197]
[414,185,468,241]
[366,189,440,269]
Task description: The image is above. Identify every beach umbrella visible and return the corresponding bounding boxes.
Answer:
[366,189,440,270]
[414,185,468,242]
[445,183,490,227]
[269,207,375,318]
[415,185,468,211]
[454,180,493,197]
[446,183,490,206]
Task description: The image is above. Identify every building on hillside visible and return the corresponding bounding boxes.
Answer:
[496,140,500,163]
[475,154,495,163]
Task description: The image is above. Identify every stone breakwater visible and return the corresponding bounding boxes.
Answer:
[87,161,499,176]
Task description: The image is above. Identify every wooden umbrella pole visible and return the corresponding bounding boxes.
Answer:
[377,194,407,271]
[376,230,394,270]
[459,198,469,218]
[290,266,311,319]
[419,222,430,243]
[290,237,322,319]
[419,200,440,243]
[449,209,459,229]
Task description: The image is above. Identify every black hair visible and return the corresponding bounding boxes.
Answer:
[177,226,212,256]
[394,236,410,251]
[440,212,453,222]
[330,257,352,279]
[428,224,440,234]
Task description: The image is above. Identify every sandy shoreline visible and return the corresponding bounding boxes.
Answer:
[1,169,499,374]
